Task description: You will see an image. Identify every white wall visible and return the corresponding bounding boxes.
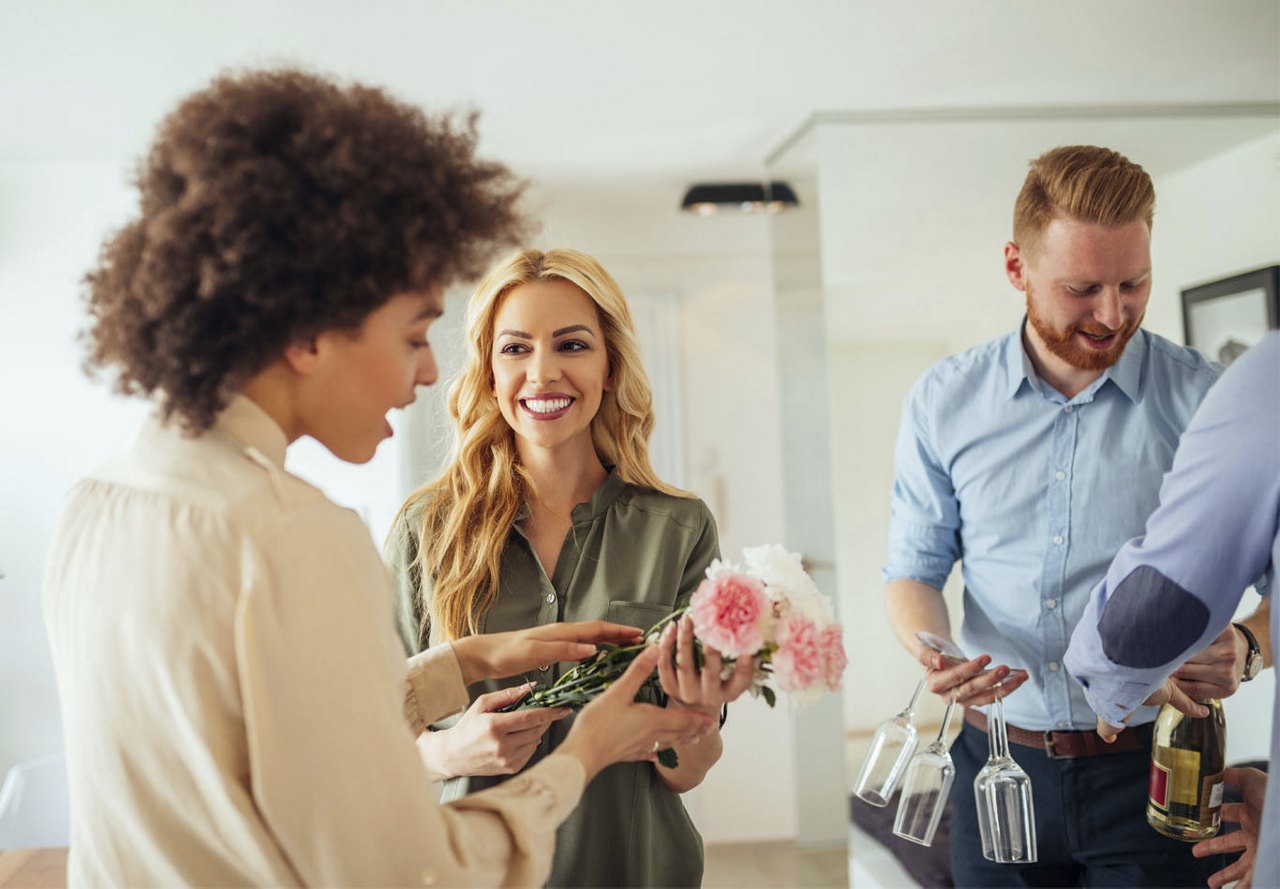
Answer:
[0,160,147,780]
[1149,128,1280,339]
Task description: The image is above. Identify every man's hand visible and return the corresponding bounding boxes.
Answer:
[1172,623,1248,700]
[916,645,1029,708]
[1192,766,1267,889]
[451,621,644,686]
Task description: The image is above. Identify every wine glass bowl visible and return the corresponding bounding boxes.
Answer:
[973,693,1038,863]
[852,678,924,807]
[892,697,958,846]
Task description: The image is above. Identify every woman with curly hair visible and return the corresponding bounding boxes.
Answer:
[388,248,756,888]
[43,70,715,887]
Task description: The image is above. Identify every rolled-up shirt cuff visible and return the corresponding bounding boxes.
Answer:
[403,644,470,732]
[1068,667,1156,729]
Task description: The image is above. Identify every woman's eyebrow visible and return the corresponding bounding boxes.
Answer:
[553,324,595,337]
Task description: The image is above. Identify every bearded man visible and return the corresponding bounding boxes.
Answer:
[881,144,1271,886]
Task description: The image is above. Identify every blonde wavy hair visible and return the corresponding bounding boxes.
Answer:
[397,247,685,642]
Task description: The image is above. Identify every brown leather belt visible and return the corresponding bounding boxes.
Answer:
[964,708,1152,759]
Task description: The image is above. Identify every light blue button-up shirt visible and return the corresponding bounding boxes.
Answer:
[1065,332,1278,886]
[885,324,1221,730]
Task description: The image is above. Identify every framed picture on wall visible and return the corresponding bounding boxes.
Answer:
[1181,265,1280,365]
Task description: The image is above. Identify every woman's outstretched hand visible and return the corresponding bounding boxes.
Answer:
[451,620,644,685]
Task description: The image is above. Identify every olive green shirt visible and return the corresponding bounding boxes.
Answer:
[386,471,719,888]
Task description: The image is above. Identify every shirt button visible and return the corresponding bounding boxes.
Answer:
[1046,598,1057,609]
[1064,405,1074,413]
[1052,535,1064,546]
[1054,471,1066,481]
[546,592,556,604]
[1048,661,1060,672]
[1057,721,1071,730]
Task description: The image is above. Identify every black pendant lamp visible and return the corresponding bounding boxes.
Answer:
[680,181,800,216]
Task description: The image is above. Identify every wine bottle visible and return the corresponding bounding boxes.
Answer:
[1146,698,1226,841]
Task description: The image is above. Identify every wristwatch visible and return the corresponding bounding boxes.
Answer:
[1234,622,1263,682]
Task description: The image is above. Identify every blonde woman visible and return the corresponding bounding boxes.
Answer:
[388,248,754,888]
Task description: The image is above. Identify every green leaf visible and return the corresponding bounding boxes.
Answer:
[761,685,777,708]
[657,747,679,769]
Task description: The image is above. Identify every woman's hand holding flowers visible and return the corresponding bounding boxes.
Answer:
[657,615,756,718]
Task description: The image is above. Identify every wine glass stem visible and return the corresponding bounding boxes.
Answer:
[936,696,956,744]
[905,675,927,714]
[992,695,1012,759]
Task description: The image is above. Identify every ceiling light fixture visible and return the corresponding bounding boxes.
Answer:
[680,181,800,216]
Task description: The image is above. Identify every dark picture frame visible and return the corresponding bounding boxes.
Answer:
[1181,265,1280,365]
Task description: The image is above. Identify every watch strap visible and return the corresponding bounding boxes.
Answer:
[1233,621,1262,681]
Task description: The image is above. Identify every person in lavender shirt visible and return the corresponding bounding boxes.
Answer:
[1067,331,1278,889]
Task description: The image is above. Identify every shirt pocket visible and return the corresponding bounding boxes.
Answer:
[606,600,673,633]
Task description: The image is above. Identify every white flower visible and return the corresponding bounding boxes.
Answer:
[742,545,807,591]
[704,556,742,580]
[742,544,834,624]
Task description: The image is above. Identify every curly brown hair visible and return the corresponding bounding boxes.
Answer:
[83,67,527,433]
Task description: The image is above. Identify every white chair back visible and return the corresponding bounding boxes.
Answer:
[0,753,70,849]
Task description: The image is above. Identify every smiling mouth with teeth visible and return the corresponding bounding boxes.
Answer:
[522,397,573,414]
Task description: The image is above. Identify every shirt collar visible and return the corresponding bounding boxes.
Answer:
[513,466,627,524]
[1101,329,1145,403]
[1004,321,1038,399]
[1005,320,1145,404]
[214,394,290,467]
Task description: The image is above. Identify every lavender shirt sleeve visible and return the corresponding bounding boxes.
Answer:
[1064,332,1280,727]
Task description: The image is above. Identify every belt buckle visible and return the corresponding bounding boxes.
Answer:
[1043,730,1066,759]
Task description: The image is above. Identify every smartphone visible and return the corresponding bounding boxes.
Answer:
[916,630,968,666]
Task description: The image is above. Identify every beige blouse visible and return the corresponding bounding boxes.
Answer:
[43,395,584,887]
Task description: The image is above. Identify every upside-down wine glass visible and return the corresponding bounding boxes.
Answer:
[974,688,1038,863]
[852,675,925,807]
[853,631,966,808]
[891,694,958,846]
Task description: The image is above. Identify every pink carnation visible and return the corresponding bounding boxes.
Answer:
[818,624,847,691]
[687,571,768,657]
[772,613,824,692]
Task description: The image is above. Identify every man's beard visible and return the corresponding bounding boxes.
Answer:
[1025,285,1142,372]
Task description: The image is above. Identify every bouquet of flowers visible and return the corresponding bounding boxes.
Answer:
[507,545,848,764]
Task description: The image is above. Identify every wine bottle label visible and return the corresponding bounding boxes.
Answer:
[1203,774,1225,813]
[1149,760,1170,811]
[1161,746,1203,806]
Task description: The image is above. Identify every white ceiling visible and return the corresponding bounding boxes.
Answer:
[3,0,1278,184]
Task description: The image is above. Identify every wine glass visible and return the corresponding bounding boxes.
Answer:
[892,695,958,846]
[854,631,966,807]
[852,676,925,806]
[974,690,1038,863]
